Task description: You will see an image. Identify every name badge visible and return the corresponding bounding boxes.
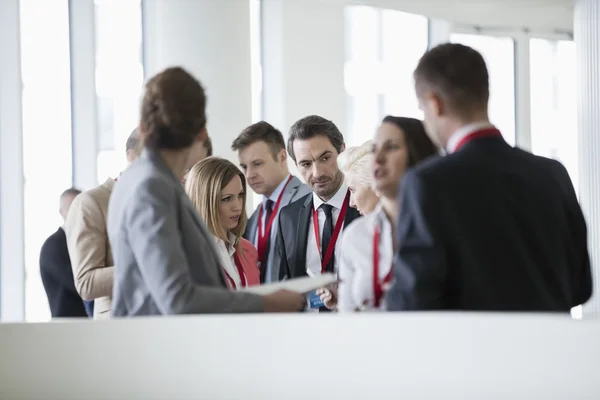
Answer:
[307,291,324,309]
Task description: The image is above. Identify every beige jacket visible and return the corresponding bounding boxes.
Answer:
[65,178,115,319]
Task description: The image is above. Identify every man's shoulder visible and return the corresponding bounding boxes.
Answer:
[289,176,311,198]
[280,192,311,218]
[40,228,66,258]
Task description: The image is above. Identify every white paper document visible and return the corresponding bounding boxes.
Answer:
[240,273,337,295]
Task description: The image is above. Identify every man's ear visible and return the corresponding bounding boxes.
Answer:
[339,143,346,154]
[426,91,444,117]
[278,148,287,164]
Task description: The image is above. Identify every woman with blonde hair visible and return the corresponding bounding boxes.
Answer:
[185,157,260,288]
[337,140,379,215]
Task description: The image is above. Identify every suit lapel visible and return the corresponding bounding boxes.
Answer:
[293,195,312,278]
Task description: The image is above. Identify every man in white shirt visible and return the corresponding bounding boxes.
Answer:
[273,115,361,311]
[232,121,311,283]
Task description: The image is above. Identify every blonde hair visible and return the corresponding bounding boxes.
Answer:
[185,157,248,247]
[337,140,373,187]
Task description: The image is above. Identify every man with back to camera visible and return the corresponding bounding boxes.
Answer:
[65,129,143,319]
[232,121,311,283]
[40,188,91,318]
[386,43,592,311]
[273,115,361,311]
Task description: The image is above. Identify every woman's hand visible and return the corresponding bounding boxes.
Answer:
[263,290,305,312]
[316,286,338,310]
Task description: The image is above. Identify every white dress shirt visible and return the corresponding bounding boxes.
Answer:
[338,203,394,312]
[446,121,495,154]
[305,183,349,277]
[213,232,241,289]
[254,174,291,282]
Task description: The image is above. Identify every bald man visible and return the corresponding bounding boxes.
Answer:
[40,188,90,318]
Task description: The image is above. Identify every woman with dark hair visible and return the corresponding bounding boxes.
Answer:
[318,116,438,311]
[106,67,304,316]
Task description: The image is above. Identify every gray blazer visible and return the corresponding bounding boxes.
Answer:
[107,149,264,316]
[245,175,311,282]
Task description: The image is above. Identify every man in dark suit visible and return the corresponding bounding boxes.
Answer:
[232,121,311,283]
[274,116,360,311]
[40,188,91,318]
[386,43,592,312]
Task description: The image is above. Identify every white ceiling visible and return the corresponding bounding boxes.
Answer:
[354,0,574,34]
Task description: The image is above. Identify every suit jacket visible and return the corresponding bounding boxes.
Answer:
[107,149,263,316]
[386,136,593,312]
[244,175,311,282]
[39,227,88,318]
[64,178,115,320]
[275,191,361,280]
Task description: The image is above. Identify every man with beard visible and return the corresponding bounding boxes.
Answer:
[273,115,361,312]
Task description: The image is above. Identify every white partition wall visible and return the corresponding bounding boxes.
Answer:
[575,0,600,317]
[142,0,253,164]
[1,314,599,399]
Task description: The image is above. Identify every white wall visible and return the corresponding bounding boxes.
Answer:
[0,313,599,399]
[143,0,253,164]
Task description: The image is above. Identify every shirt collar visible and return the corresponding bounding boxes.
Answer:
[263,174,291,205]
[446,121,494,154]
[313,183,348,211]
[214,232,237,257]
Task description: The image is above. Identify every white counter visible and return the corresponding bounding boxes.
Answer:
[0,313,599,400]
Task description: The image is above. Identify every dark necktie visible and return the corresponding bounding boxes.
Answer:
[320,204,335,273]
[260,199,274,282]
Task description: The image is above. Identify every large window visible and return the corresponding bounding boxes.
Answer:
[95,0,144,183]
[344,6,428,146]
[20,0,73,322]
[530,39,578,191]
[450,33,516,146]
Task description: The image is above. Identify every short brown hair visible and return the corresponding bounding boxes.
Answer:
[231,121,285,160]
[184,157,247,247]
[140,67,207,150]
[287,115,345,162]
[414,43,489,117]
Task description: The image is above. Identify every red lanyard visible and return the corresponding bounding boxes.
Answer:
[373,224,393,308]
[257,175,293,261]
[454,127,502,152]
[312,190,350,273]
[223,253,247,289]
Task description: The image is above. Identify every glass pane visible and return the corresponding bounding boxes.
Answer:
[530,39,578,191]
[95,0,144,182]
[450,33,516,146]
[345,6,428,144]
[347,94,380,146]
[20,0,73,322]
[381,9,428,119]
[345,5,379,63]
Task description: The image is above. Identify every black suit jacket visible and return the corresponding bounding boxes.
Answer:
[39,227,88,318]
[275,192,361,280]
[387,136,593,311]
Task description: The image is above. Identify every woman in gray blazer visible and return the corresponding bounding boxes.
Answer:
[107,67,304,316]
